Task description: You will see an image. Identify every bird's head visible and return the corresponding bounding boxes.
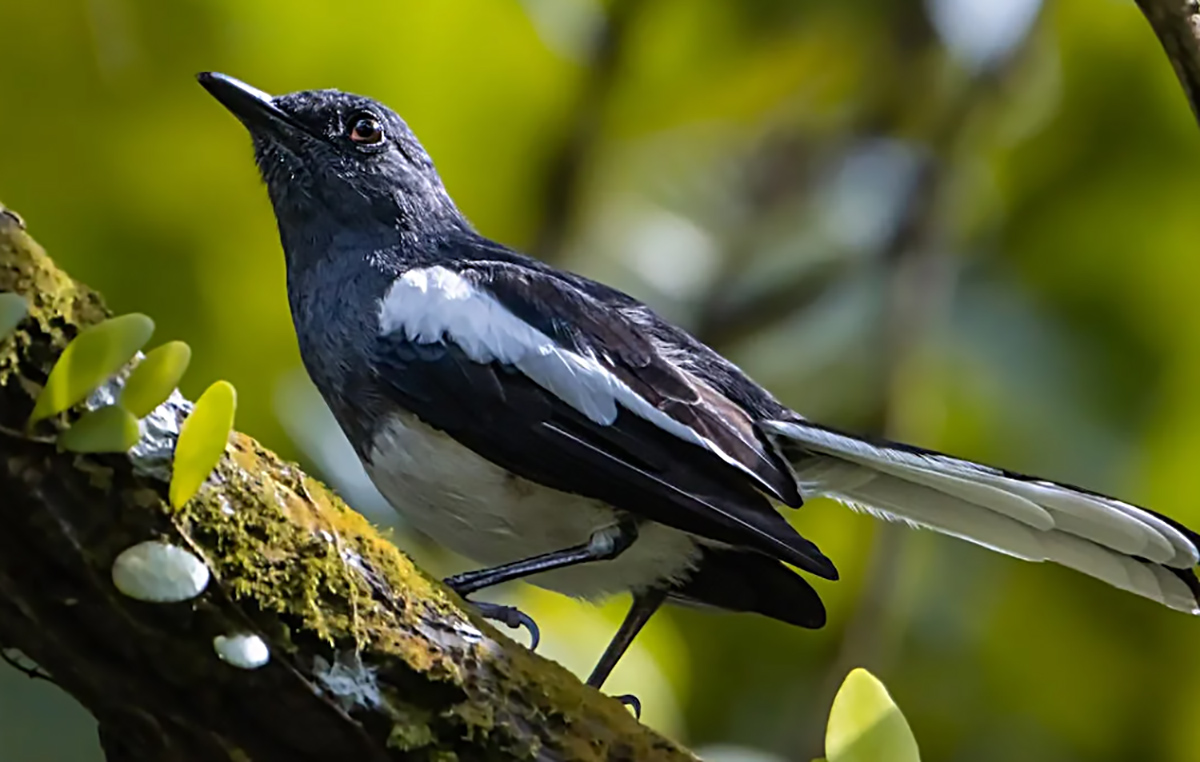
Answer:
[198,72,465,256]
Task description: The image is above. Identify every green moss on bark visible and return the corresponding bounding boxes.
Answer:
[0,204,108,389]
[0,201,697,762]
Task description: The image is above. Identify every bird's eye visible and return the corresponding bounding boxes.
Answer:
[348,115,384,145]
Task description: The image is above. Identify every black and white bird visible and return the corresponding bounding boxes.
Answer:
[198,72,1200,700]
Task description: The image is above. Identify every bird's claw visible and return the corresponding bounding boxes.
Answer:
[615,693,641,719]
[467,600,541,650]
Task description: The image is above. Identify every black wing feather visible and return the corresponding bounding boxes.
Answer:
[670,547,826,629]
[371,267,837,580]
[472,262,803,506]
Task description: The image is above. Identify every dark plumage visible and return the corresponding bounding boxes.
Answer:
[198,72,1200,697]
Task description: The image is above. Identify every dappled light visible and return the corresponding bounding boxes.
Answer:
[3,0,1200,759]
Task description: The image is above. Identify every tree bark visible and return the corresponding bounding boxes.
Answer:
[0,203,694,762]
[1137,0,1200,125]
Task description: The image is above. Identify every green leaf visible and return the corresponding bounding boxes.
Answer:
[121,341,192,418]
[58,405,140,453]
[170,380,237,509]
[826,668,920,762]
[28,313,155,427]
[0,292,27,340]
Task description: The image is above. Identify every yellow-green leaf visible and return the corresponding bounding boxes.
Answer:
[58,405,140,453]
[121,341,192,418]
[170,380,237,509]
[0,292,27,340]
[826,668,920,762]
[28,313,155,427]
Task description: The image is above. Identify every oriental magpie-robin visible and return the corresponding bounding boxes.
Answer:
[198,72,1200,698]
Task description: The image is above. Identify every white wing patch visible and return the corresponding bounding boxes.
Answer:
[378,266,758,480]
[763,419,1199,614]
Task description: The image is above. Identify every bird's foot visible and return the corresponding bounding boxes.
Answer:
[615,694,641,719]
[465,600,540,650]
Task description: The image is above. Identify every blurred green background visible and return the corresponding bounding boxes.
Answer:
[3,0,1200,759]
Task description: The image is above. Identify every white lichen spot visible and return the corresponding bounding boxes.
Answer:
[111,541,210,602]
[218,495,235,516]
[313,651,382,711]
[213,633,270,669]
[449,618,485,647]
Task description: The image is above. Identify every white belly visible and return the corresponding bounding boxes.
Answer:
[364,413,702,599]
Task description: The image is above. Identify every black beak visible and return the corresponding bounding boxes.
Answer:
[197,72,306,137]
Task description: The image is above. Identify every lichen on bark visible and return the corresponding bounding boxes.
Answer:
[0,202,695,762]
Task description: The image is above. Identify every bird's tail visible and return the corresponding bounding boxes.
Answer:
[762,419,1200,614]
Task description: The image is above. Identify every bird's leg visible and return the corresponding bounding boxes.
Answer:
[463,601,543,649]
[445,521,639,650]
[446,521,638,595]
[586,587,667,719]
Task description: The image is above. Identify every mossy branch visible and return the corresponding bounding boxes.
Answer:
[0,204,694,762]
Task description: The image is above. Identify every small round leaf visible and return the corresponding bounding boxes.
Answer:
[0,292,27,340]
[826,668,920,762]
[58,405,140,453]
[121,341,192,418]
[29,313,155,426]
[170,380,237,509]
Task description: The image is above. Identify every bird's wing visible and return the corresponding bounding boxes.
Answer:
[763,418,1200,613]
[371,262,836,579]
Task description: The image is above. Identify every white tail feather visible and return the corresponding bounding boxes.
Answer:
[762,420,1200,614]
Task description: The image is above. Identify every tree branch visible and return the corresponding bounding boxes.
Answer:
[1137,0,1200,125]
[0,204,693,762]
[531,0,643,261]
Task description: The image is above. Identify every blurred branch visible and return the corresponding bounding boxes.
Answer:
[786,7,1040,758]
[799,146,950,759]
[532,0,644,261]
[0,205,693,762]
[820,144,950,687]
[694,6,938,351]
[691,130,846,349]
[696,258,849,350]
[1136,0,1200,125]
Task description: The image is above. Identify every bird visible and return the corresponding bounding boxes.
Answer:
[197,71,1200,705]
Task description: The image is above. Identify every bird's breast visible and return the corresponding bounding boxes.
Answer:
[363,412,702,599]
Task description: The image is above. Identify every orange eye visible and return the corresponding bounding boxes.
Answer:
[349,115,384,145]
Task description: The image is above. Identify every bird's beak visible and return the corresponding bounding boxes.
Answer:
[197,72,305,138]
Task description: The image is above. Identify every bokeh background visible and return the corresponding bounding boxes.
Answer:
[2,0,1200,759]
